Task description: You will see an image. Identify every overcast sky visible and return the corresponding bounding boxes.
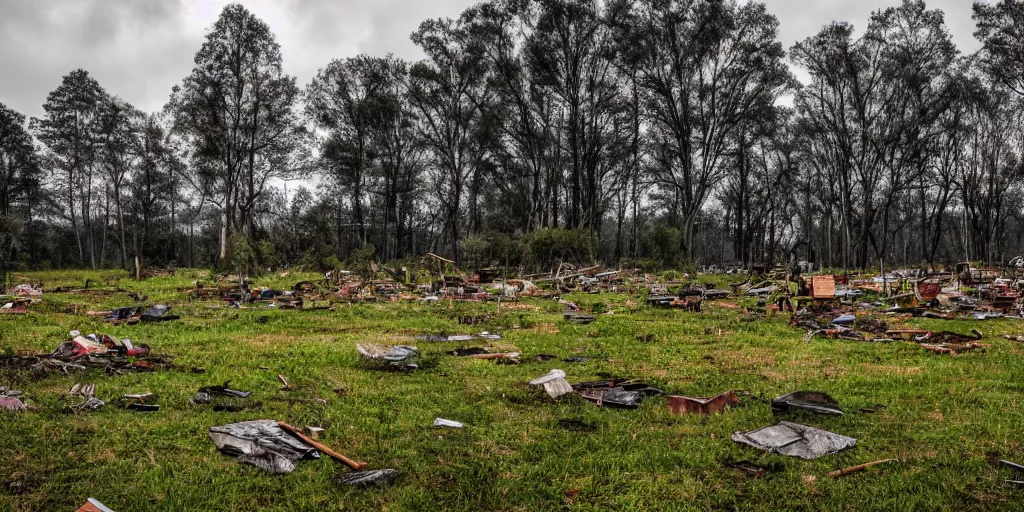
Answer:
[0,0,983,119]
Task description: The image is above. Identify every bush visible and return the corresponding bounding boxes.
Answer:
[524,228,595,270]
[618,258,664,273]
[346,244,377,277]
[227,233,258,276]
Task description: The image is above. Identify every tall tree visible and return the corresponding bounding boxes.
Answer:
[618,0,794,259]
[130,114,178,268]
[0,104,42,290]
[973,0,1024,98]
[167,3,304,266]
[32,69,107,268]
[409,15,492,264]
[368,57,422,261]
[307,55,395,248]
[792,0,959,268]
[96,96,141,269]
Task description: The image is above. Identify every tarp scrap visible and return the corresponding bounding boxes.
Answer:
[732,421,856,460]
[208,419,320,474]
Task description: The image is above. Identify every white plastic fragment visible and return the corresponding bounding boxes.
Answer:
[529,369,573,398]
[433,418,464,428]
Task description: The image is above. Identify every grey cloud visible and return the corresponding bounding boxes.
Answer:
[0,0,990,121]
[762,0,981,55]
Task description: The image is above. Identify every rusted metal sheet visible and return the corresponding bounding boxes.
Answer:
[666,391,738,415]
[77,499,116,512]
[917,282,941,301]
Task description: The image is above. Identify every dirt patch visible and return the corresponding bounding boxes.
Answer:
[501,303,541,312]
[859,363,923,377]
[713,347,777,375]
[88,450,116,463]
[530,323,560,334]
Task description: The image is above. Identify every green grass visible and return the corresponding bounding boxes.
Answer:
[2,270,1023,511]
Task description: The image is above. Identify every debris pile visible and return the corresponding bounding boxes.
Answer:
[1,331,168,376]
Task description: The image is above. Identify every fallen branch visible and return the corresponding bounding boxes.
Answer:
[828,459,897,478]
[277,421,366,470]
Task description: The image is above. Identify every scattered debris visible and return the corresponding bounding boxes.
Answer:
[771,391,843,416]
[68,397,106,414]
[727,460,776,478]
[191,382,254,411]
[1003,459,1024,486]
[529,369,573,398]
[209,420,320,474]
[65,383,105,413]
[357,344,419,370]
[338,469,400,488]
[919,342,990,355]
[0,331,166,377]
[76,498,116,512]
[119,393,159,412]
[432,418,464,428]
[731,421,857,460]
[0,388,27,412]
[563,312,595,324]
[68,383,96,397]
[140,304,180,322]
[666,391,739,415]
[11,283,43,297]
[574,380,663,409]
[449,346,520,363]
[562,356,591,363]
[828,458,897,478]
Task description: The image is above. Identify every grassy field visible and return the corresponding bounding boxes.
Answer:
[1,269,1023,511]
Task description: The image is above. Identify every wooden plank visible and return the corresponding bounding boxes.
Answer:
[812,275,836,299]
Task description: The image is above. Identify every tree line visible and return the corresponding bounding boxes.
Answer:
[2,0,1023,283]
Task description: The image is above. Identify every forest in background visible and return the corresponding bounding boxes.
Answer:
[2,0,1024,283]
